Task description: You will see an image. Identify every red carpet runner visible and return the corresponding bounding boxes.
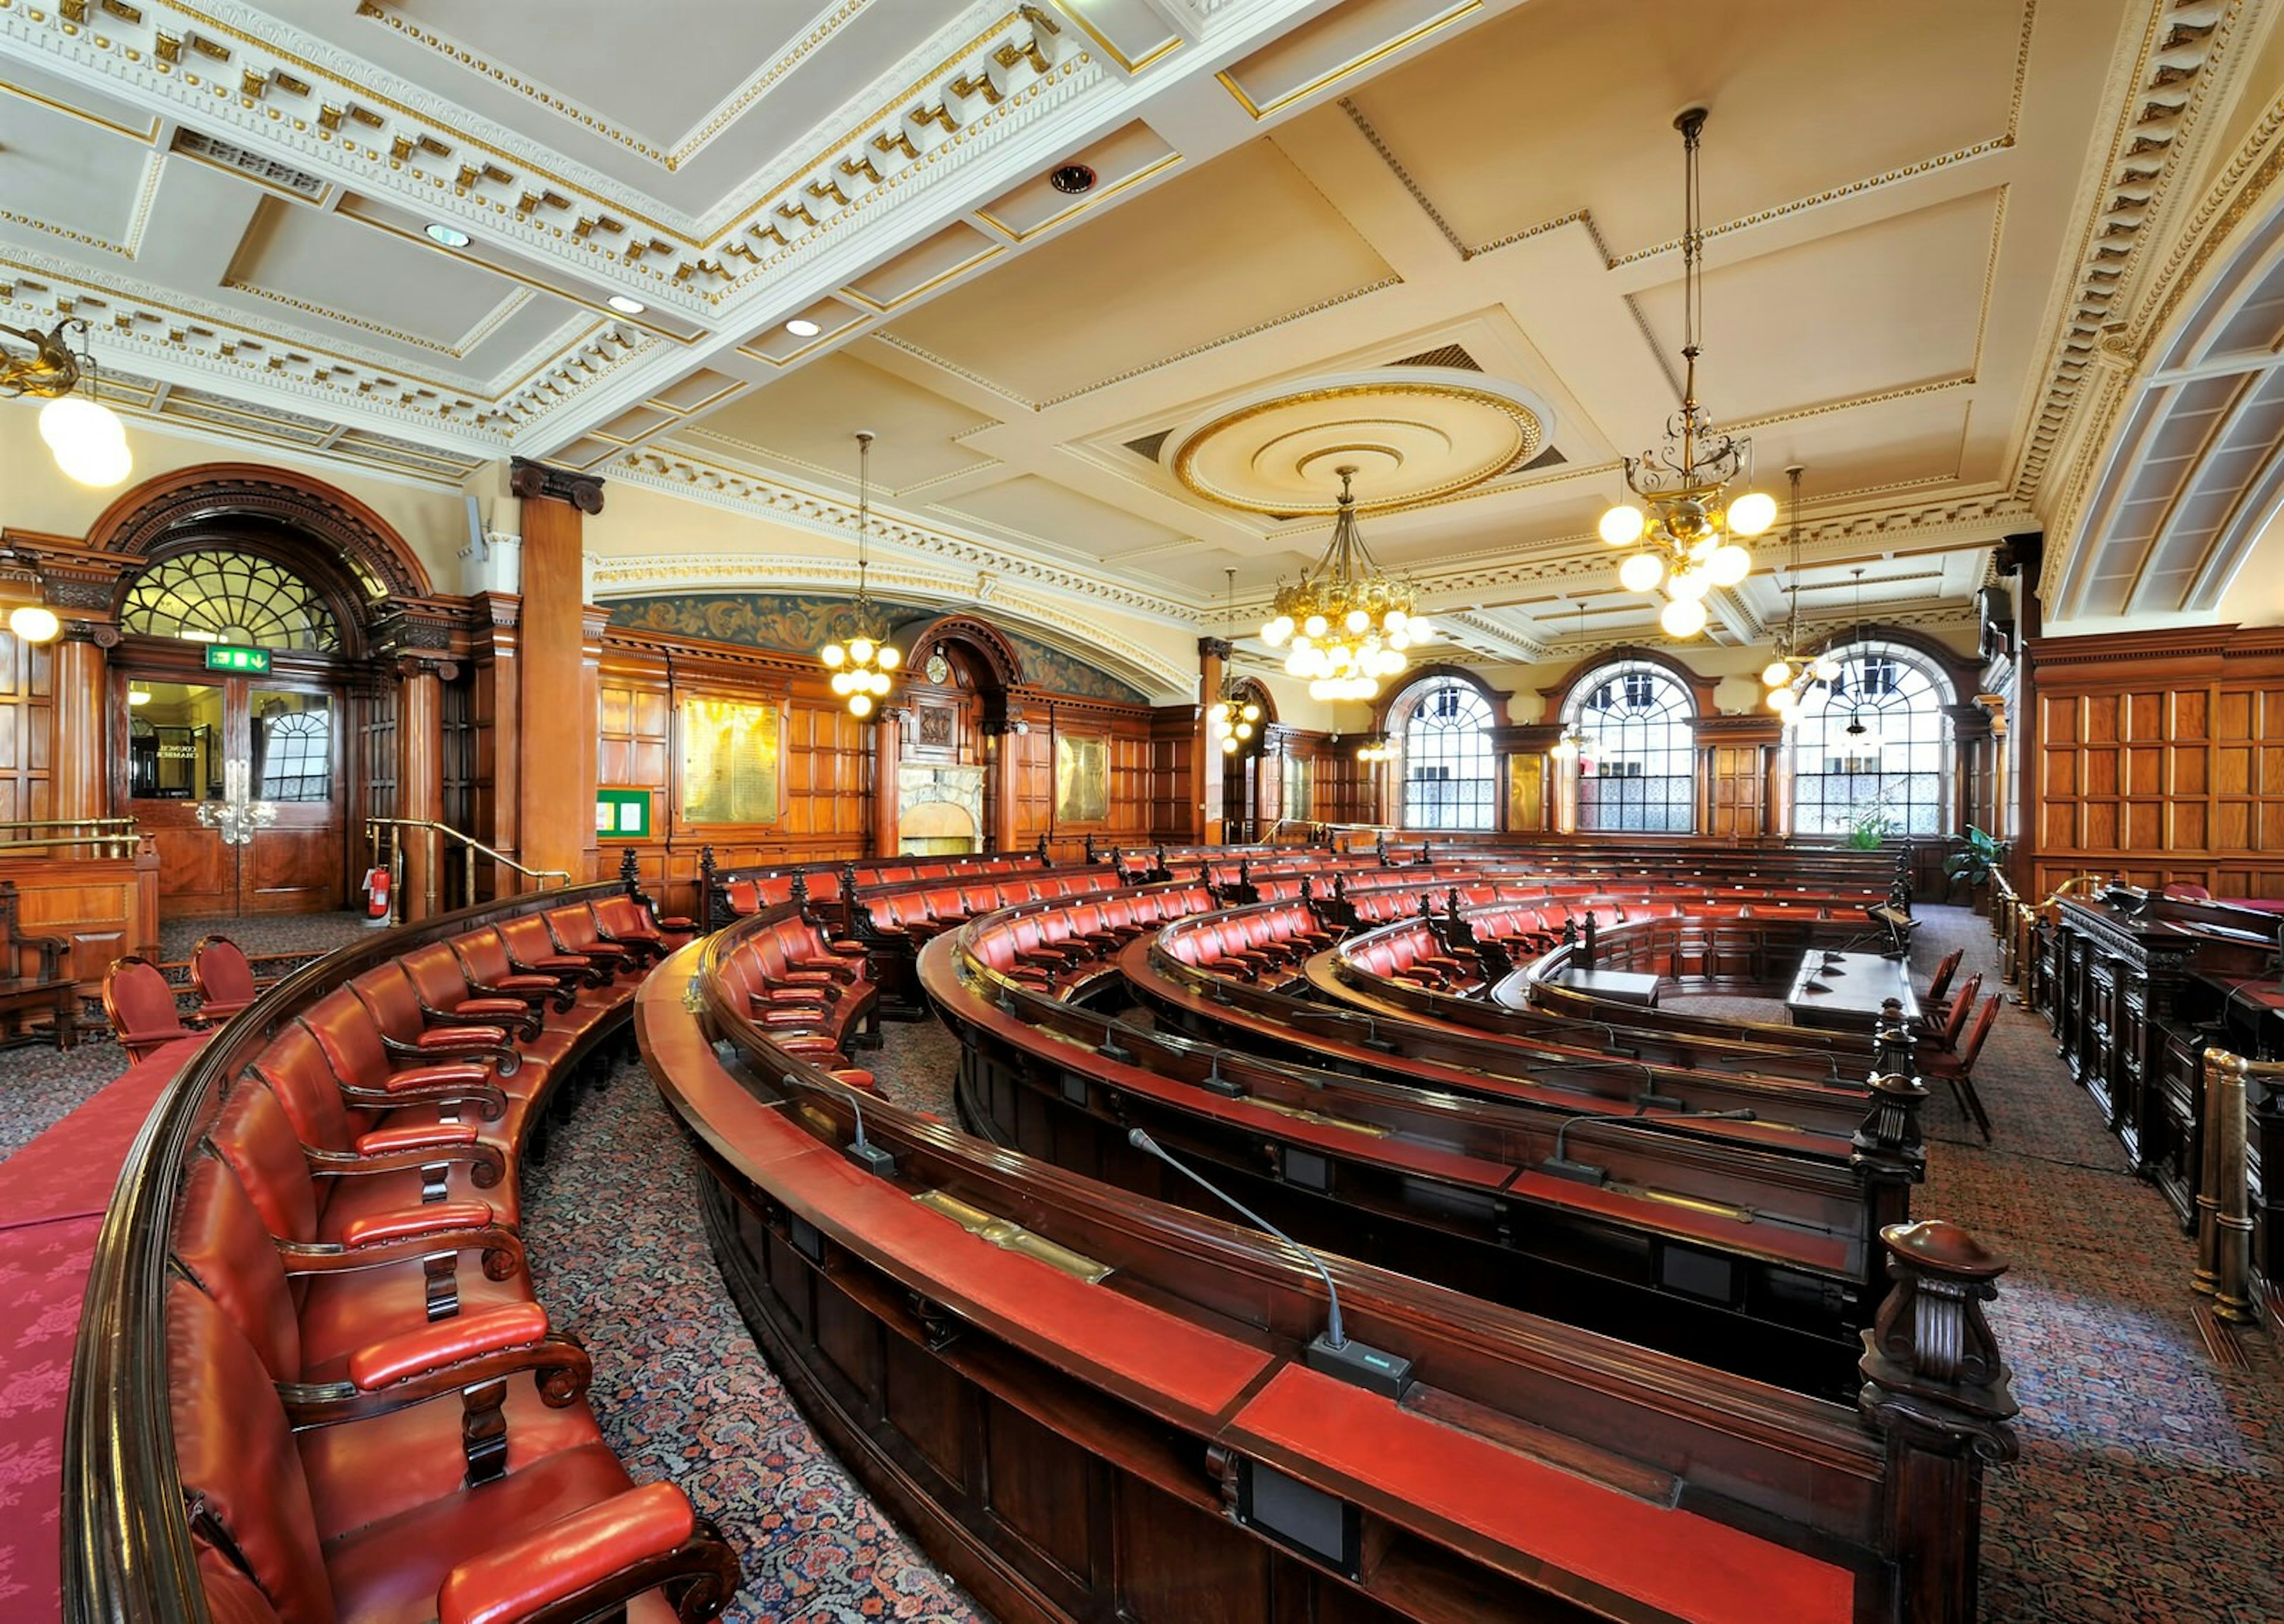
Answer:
[0,1037,204,1624]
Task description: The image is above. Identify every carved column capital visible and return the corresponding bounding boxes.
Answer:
[509,456,607,514]
[1197,636,1234,661]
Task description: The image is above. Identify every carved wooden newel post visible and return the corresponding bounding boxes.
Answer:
[1859,1218,2018,1624]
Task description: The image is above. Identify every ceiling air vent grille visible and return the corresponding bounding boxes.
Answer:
[1124,428,1174,463]
[1391,344,1481,371]
[172,130,330,200]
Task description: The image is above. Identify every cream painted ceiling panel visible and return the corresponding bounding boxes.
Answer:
[220,196,562,363]
[0,94,155,254]
[1347,0,2025,258]
[944,473,1197,559]
[880,142,1398,406]
[1631,191,1999,425]
[677,349,1000,491]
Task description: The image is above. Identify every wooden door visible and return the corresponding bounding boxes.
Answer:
[120,672,344,915]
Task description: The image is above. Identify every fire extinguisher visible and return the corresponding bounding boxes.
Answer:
[363,866,392,923]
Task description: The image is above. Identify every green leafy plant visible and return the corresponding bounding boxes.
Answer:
[1944,825,2006,892]
[1843,806,1893,850]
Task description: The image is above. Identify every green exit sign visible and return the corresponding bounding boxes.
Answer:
[203,643,271,674]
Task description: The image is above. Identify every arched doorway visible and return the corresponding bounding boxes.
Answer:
[889,615,1022,856]
[84,466,436,916]
[1217,677,1275,840]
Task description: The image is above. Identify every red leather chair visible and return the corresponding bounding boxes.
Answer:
[106,955,197,1061]
[190,935,260,1023]
[171,1280,738,1624]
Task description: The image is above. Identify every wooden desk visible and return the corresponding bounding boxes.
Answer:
[0,976,78,1048]
[1785,951,1916,1034]
[1552,968,1662,1007]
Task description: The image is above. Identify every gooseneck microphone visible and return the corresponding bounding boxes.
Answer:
[788,1071,896,1176]
[1127,1127,1413,1399]
[1541,1107,1759,1186]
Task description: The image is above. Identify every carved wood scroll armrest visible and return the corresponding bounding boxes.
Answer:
[438,1485,742,1624]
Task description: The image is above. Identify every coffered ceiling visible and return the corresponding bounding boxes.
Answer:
[1,0,2272,653]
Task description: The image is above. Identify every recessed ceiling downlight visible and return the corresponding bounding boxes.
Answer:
[607,294,647,315]
[785,318,822,338]
[424,222,472,247]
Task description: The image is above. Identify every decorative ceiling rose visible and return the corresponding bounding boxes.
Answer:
[1262,467,1431,702]
[1599,108,1775,640]
[1,318,131,489]
[1163,369,1553,517]
[818,431,899,718]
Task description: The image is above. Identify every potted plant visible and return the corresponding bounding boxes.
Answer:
[1945,825,2006,912]
[1843,806,1893,851]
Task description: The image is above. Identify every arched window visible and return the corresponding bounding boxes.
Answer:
[1396,678,1495,830]
[120,550,342,652]
[1789,640,1953,838]
[1568,661,1696,833]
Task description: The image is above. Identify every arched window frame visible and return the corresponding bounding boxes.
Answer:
[1787,638,1957,839]
[1390,674,1496,831]
[1564,659,1699,834]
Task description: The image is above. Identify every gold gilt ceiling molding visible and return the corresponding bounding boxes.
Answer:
[4,0,1090,307]
[588,553,1193,699]
[605,447,1197,621]
[2037,77,2284,608]
[353,0,877,173]
[0,246,654,442]
[2011,0,2236,510]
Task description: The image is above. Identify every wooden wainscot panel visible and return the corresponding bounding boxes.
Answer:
[0,841,160,983]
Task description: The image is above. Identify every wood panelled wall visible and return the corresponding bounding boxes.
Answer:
[597,627,1176,910]
[0,628,55,825]
[2026,627,2284,900]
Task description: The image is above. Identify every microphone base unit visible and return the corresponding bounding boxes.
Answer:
[1538,1156,1610,1186]
[1305,1333,1416,1399]
[1196,1071,1245,1098]
[843,1141,900,1176]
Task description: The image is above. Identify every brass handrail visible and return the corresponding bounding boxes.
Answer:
[0,816,137,830]
[0,815,142,856]
[364,817,572,924]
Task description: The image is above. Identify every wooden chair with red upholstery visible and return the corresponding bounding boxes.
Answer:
[1920,993,1999,1142]
[190,935,261,1023]
[105,954,199,1061]
[1921,947,1963,1010]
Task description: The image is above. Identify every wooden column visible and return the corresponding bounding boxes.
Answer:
[53,625,107,823]
[1196,637,1227,845]
[396,658,444,920]
[508,459,604,889]
[872,706,904,858]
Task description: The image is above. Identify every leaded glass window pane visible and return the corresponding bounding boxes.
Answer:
[120,551,341,652]
[1570,661,1696,833]
[1399,680,1494,831]
[1790,642,1953,837]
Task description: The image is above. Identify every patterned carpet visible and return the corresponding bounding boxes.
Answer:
[6,905,2283,1620]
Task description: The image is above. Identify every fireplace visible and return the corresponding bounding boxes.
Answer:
[899,762,984,856]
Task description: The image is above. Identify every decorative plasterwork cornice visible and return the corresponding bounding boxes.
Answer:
[604,448,1192,622]
[0,248,652,441]
[584,552,1191,699]
[2013,0,2236,508]
[1,0,1089,308]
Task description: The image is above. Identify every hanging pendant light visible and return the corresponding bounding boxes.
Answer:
[1761,467,1843,721]
[1601,109,1770,637]
[818,430,899,717]
[1260,466,1429,701]
[1549,599,1590,759]
[3,319,131,488]
[1206,569,1264,755]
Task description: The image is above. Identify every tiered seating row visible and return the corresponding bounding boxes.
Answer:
[66,882,742,1624]
[648,870,2019,1624]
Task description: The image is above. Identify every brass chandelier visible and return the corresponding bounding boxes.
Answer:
[1207,570,1263,755]
[2,318,131,489]
[818,429,899,717]
[1262,466,1430,702]
[1761,466,1840,724]
[1598,108,1775,640]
